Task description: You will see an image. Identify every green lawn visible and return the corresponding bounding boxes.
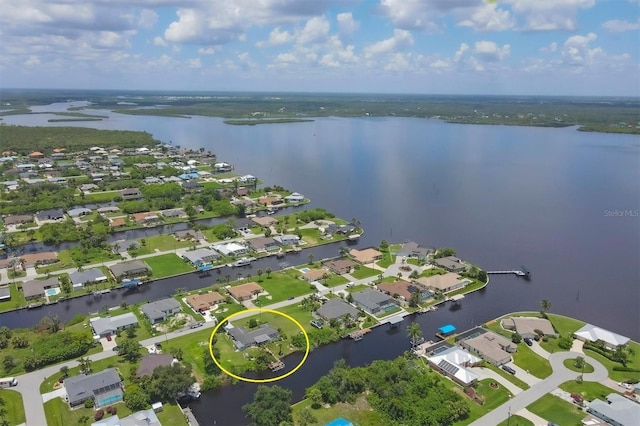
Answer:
[512,345,552,379]
[583,341,640,382]
[539,313,586,353]
[211,302,247,323]
[0,388,25,425]
[144,253,195,278]
[447,279,486,298]
[419,268,447,278]
[253,270,315,305]
[563,358,595,373]
[527,394,585,426]
[44,395,133,426]
[456,379,513,426]
[323,273,349,287]
[156,403,188,426]
[275,303,317,332]
[559,380,620,402]
[0,283,26,312]
[484,363,531,390]
[375,251,396,269]
[137,235,194,253]
[292,397,389,426]
[496,415,534,426]
[349,265,379,280]
[346,284,370,293]
[160,327,215,380]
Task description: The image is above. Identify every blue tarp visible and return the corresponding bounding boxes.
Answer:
[198,264,213,272]
[325,419,354,426]
[439,324,456,334]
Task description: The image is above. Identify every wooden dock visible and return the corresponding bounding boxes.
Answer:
[349,328,371,341]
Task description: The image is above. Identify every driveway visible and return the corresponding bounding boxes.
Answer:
[468,351,608,426]
[471,367,523,396]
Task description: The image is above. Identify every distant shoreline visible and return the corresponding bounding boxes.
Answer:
[223,118,314,125]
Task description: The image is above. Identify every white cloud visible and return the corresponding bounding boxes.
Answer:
[457,2,514,31]
[257,27,294,47]
[138,9,158,29]
[24,55,41,67]
[384,52,412,72]
[297,16,331,45]
[602,19,640,32]
[540,42,558,53]
[198,47,217,55]
[274,52,299,64]
[364,29,414,58]
[337,12,359,35]
[153,36,168,47]
[562,32,601,66]
[505,0,595,31]
[187,58,202,68]
[474,40,510,61]
[454,43,470,62]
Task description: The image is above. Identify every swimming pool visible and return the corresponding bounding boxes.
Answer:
[299,267,310,273]
[45,288,60,297]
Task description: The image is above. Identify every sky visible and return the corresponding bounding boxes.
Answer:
[0,0,639,96]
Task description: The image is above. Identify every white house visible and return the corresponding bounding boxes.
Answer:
[574,324,630,349]
[284,192,304,203]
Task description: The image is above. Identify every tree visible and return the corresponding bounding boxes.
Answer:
[118,339,143,362]
[540,299,551,317]
[2,355,15,372]
[243,385,293,426]
[307,253,314,265]
[408,290,421,308]
[146,364,194,402]
[511,332,522,344]
[298,408,318,426]
[407,323,423,348]
[125,388,150,411]
[60,276,72,296]
[305,386,323,408]
[379,240,389,251]
[265,267,272,279]
[435,247,456,258]
[612,345,630,367]
[78,357,92,374]
[346,292,354,303]
[574,356,585,370]
[264,227,272,237]
[256,269,263,281]
[60,365,69,377]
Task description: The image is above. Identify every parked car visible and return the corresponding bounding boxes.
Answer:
[112,346,120,352]
[288,296,295,300]
[105,334,112,341]
[524,337,533,346]
[619,382,632,390]
[501,365,516,375]
[190,322,204,329]
[310,320,324,329]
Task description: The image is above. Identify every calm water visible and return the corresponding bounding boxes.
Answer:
[2,106,639,425]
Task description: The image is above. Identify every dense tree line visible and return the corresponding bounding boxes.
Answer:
[307,358,470,425]
[23,331,94,371]
[0,183,77,215]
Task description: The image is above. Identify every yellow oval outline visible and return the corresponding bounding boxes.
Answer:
[208,307,310,383]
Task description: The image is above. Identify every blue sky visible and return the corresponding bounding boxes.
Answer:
[1,0,639,95]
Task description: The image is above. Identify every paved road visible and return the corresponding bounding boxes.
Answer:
[468,351,608,426]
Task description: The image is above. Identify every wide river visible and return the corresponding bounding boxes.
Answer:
[2,104,639,424]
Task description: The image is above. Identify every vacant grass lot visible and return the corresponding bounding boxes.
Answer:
[0,283,26,312]
[456,379,512,426]
[253,270,315,305]
[0,388,25,425]
[559,380,620,402]
[323,273,349,287]
[527,394,585,425]
[512,345,552,379]
[145,253,195,278]
[292,397,388,426]
[350,265,379,280]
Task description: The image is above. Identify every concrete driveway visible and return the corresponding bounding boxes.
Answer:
[468,351,608,426]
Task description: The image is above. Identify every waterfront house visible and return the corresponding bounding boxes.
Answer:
[427,346,481,387]
[141,298,182,324]
[67,207,92,218]
[93,409,160,426]
[377,280,431,304]
[136,354,174,378]
[316,298,359,321]
[251,216,277,228]
[185,292,225,313]
[284,192,304,203]
[90,312,139,337]
[109,260,150,280]
[459,330,516,366]
[351,289,396,315]
[302,269,327,282]
[174,229,205,241]
[415,273,470,294]
[120,188,142,200]
[97,206,120,214]
[182,248,219,266]
[396,241,435,259]
[273,234,300,246]
[0,287,11,301]
[324,258,357,275]
[69,268,108,288]
[349,248,383,264]
[182,180,203,192]
[79,183,100,193]
[322,223,357,237]
[212,242,248,257]
[20,252,59,268]
[228,282,263,302]
[158,208,186,219]
[587,393,640,426]
[258,195,280,206]
[434,256,467,273]
[226,322,280,350]
[109,218,127,228]
[247,236,280,253]
[501,317,557,339]
[214,162,232,172]
[132,212,161,226]
[64,368,123,408]
[35,208,65,222]
[573,324,630,350]
[21,277,59,300]
[3,214,33,226]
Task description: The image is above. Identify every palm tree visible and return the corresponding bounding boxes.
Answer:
[265,267,272,279]
[540,299,551,317]
[308,253,314,265]
[407,323,423,348]
[77,356,92,374]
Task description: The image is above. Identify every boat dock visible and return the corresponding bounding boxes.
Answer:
[349,328,371,341]
[487,266,531,277]
[269,361,285,371]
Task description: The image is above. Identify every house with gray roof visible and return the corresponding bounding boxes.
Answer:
[351,289,396,315]
[247,236,280,253]
[396,241,435,259]
[136,354,174,378]
[274,235,301,246]
[36,208,65,222]
[91,409,161,426]
[70,268,108,288]
[434,256,467,273]
[141,298,182,324]
[587,393,640,426]
[0,287,10,301]
[316,298,359,321]
[21,277,59,300]
[226,323,280,350]
[109,261,150,280]
[182,248,219,266]
[574,324,630,350]
[90,312,139,337]
[67,207,92,218]
[64,368,123,408]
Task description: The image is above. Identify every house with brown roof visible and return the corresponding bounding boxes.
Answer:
[257,195,280,206]
[110,217,127,228]
[377,280,430,304]
[302,269,327,282]
[132,212,160,226]
[185,292,225,312]
[228,282,264,302]
[459,329,516,366]
[349,248,383,264]
[22,277,59,300]
[3,214,33,226]
[29,151,45,159]
[20,252,59,268]
[251,216,277,227]
[247,236,280,253]
[501,317,557,339]
[415,272,471,294]
[324,258,357,275]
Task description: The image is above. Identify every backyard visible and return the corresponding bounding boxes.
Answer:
[253,269,316,305]
[349,265,379,280]
[527,394,585,425]
[144,253,195,278]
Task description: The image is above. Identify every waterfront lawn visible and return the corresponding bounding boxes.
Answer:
[496,415,534,426]
[447,279,486,298]
[254,270,315,305]
[299,228,323,244]
[157,402,188,426]
[323,273,349,287]
[539,313,586,353]
[161,328,213,380]
[234,310,305,338]
[559,380,620,402]
[292,397,389,426]
[145,253,195,278]
[583,341,640,382]
[512,345,552,379]
[350,265,379,280]
[138,235,194,254]
[0,388,25,425]
[563,358,595,373]
[275,303,316,332]
[375,249,396,269]
[527,394,585,425]
[419,268,447,278]
[0,283,26,312]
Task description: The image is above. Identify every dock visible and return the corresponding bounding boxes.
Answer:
[269,361,285,371]
[349,328,371,341]
[487,266,531,277]
[448,294,465,303]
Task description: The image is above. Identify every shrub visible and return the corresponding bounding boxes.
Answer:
[106,406,113,414]
[558,336,573,350]
[84,399,94,408]
[94,410,104,421]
